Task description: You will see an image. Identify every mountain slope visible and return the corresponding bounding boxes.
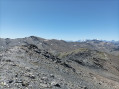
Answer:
[0,44,119,89]
[0,36,119,89]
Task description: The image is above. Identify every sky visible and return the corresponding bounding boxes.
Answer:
[0,0,119,41]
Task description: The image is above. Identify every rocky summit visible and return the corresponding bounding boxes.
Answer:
[0,36,119,89]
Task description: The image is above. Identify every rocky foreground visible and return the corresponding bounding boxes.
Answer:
[0,36,119,89]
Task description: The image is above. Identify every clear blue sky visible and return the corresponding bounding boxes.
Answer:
[0,0,119,41]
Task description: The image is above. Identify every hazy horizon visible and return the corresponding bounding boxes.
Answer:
[0,35,119,42]
[1,0,119,41]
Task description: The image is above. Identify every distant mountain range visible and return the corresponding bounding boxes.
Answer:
[77,39,119,43]
[0,36,119,55]
[0,36,119,89]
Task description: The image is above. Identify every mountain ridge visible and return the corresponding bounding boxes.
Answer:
[0,36,119,89]
[0,36,119,56]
